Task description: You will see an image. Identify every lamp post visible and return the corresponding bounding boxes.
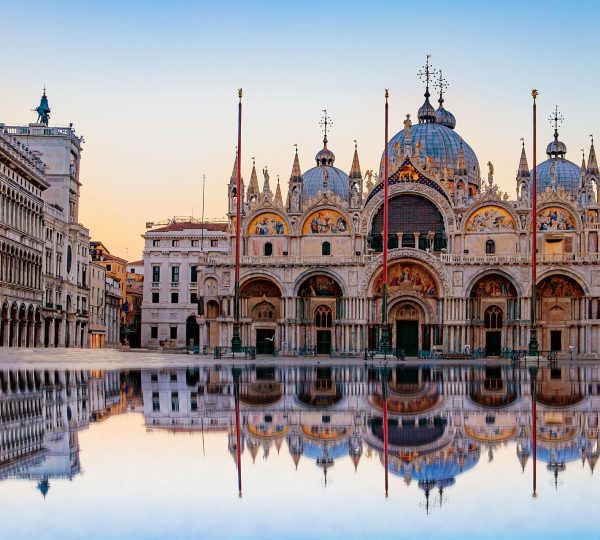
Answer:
[528,89,540,356]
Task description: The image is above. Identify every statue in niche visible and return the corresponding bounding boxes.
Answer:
[350,182,360,207]
[290,186,300,213]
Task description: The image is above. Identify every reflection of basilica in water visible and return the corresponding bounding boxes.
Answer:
[0,368,124,496]
[3,362,598,504]
[141,363,600,498]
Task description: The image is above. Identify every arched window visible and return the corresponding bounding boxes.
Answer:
[322,241,331,256]
[484,306,503,329]
[485,239,495,255]
[264,242,273,256]
[315,305,333,328]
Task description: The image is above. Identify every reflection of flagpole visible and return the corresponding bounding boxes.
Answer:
[380,90,390,352]
[234,368,242,497]
[382,365,389,497]
[529,366,538,497]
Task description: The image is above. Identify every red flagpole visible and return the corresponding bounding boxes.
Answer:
[528,89,539,355]
[232,90,242,351]
[380,90,390,351]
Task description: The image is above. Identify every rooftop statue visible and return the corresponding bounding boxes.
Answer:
[34,89,51,125]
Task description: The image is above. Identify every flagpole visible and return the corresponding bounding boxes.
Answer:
[232,89,242,352]
[380,90,390,353]
[528,89,539,355]
[201,173,206,251]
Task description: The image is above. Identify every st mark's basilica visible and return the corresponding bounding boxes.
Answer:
[194,65,600,358]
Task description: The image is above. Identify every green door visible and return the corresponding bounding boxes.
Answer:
[256,329,275,354]
[396,321,419,357]
[316,330,332,355]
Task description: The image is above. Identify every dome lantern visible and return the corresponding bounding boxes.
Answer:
[546,105,567,159]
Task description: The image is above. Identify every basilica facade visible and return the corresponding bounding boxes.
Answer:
[195,81,600,358]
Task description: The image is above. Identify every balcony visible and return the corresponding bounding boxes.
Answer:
[56,304,63,311]
[45,302,54,310]
[440,252,600,265]
[151,282,160,288]
[170,282,180,288]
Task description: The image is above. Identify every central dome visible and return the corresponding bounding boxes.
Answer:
[302,165,349,200]
[380,123,481,186]
[533,131,580,193]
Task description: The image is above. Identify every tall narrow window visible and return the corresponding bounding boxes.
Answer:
[152,266,160,282]
[485,239,495,255]
[264,242,273,256]
[190,265,198,283]
[322,241,331,256]
[171,266,180,283]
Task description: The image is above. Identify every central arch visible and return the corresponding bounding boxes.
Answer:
[369,194,446,252]
[240,277,282,354]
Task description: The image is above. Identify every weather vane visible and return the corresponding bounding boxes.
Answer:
[418,54,438,90]
[434,69,449,100]
[549,105,564,132]
[319,109,332,145]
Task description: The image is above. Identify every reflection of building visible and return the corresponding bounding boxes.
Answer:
[0,368,122,496]
[140,219,228,349]
[194,62,600,357]
[139,363,600,497]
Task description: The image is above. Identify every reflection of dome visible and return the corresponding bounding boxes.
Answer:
[380,123,480,186]
[302,165,349,200]
[536,442,581,464]
[302,441,349,461]
[388,449,480,482]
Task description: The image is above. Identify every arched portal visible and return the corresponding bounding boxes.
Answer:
[185,315,199,348]
[296,274,343,353]
[240,277,282,354]
[369,194,446,252]
[536,274,585,353]
[469,273,518,354]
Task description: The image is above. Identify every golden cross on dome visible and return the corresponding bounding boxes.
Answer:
[319,109,333,145]
[418,54,438,89]
[548,105,564,131]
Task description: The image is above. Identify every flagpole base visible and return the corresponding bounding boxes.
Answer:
[232,323,242,353]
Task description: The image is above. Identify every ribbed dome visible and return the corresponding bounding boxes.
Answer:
[315,146,335,166]
[380,123,481,186]
[302,165,350,200]
[532,158,580,193]
[546,137,567,158]
[435,102,456,129]
[417,91,437,124]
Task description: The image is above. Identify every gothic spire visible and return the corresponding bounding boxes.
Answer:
[350,141,362,179]
[274,175,283,206]
[455,141,467,176]
[517,139,530,179]
[588,135,599,175]
[230,150,241,184]
[290,145,302,182]
[247,158,259,195]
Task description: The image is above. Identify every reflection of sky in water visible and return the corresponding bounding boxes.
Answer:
[0,411,598,540]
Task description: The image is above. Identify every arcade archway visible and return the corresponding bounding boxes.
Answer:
[240,277,282,354]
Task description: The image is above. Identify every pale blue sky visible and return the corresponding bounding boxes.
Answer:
[1,1,599,257]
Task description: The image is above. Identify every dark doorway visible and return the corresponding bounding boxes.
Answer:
[396,321,419,356]
[256,329,275,354]
[186,315,199,348]
[550,330,562,352]
[316,330,332,355]
[485,331,501,356]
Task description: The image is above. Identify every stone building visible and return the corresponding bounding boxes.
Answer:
[195,70,600,357]
[3,90,91,348]
[0,131,47,346]
[89,262,107,348]
[140,219,228,348]
[105,276,121,347]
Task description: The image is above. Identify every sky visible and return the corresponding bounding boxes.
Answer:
[1,0,599,259]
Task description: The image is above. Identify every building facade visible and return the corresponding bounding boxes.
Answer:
[105,276,121,347]
[89,262,106,348]
[3,91,91,348]
[0,132,47,346]
[195,73,600,358]
[140,219,228,348]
